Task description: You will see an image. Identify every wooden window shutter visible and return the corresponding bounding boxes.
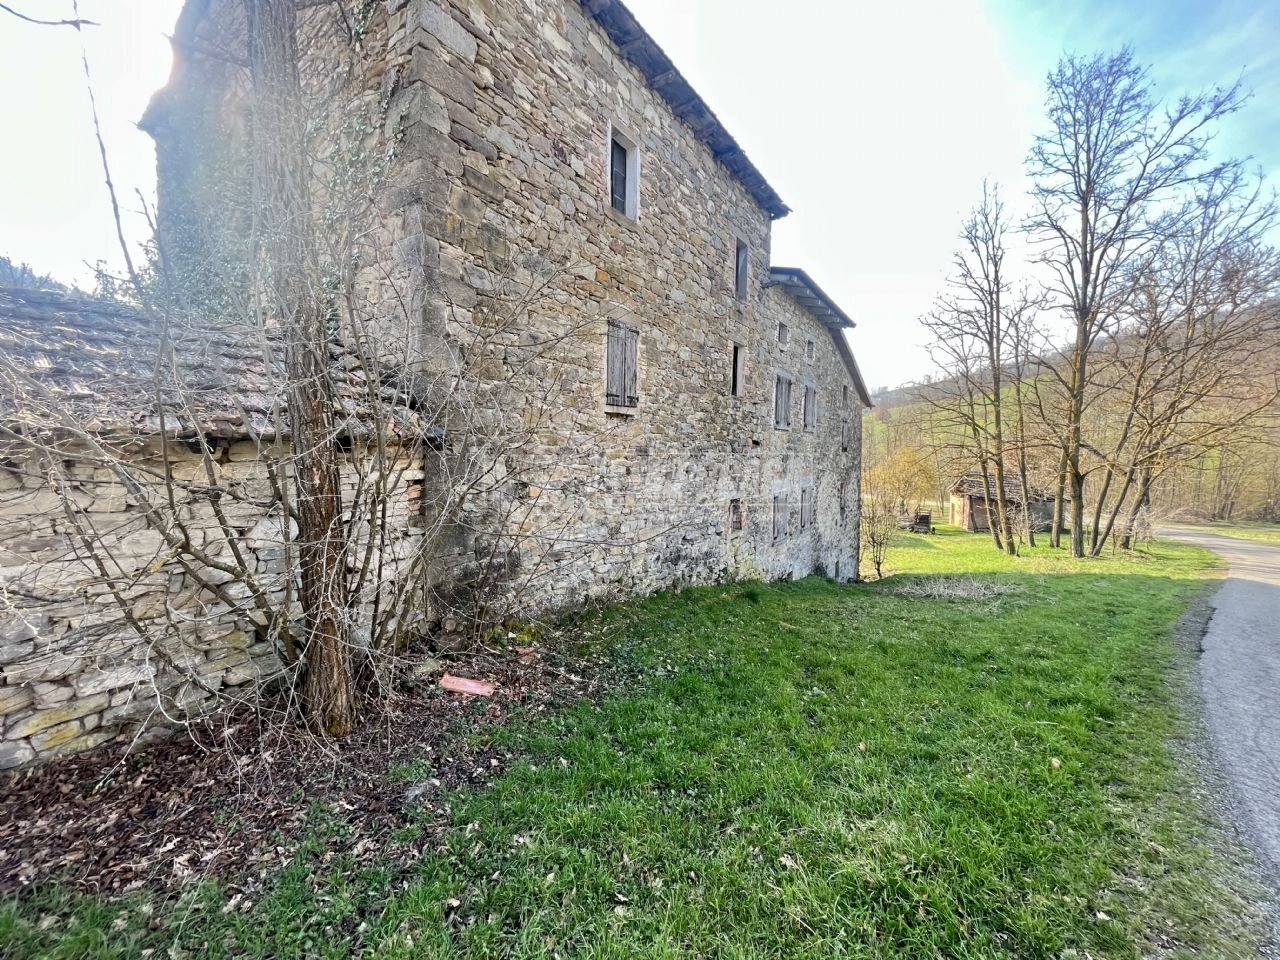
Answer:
[606,319,624,404]
[624,324,639,406]
[775,375,792,427]
[607,319,639,407]
[611,137,628,213]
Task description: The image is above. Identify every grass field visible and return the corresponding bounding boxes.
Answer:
[2,528,1271,958]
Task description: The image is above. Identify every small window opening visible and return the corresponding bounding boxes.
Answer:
[841,417,850,452]
[803,385,817,431]
[805,339,815,362]
[777,322,789,348]
[731,343,745,397]
[729,498,744,532]
[842,384,850,405]
[772,495,787,541]
[609,128,638,219]
[800,487,814,530]
[774,374,792,428]
[734,239,749,299]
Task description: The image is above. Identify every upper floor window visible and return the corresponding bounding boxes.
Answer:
[777,323,789,349]
[802,385,817,431]
[842,384,850,405]
[841,417,851,452]
[734,239,749,299]
[606,318,640,407]
[730,342,746,397]
[805,339,815,362]
[609,127,639,219]
[774,374,792,428]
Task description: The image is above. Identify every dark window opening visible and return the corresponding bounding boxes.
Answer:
[841,418,850,452]
[734,239,749,299]
[729,498,744,532]
[731,343,745,396]
[606,318,640,407]
[610,136,628,214]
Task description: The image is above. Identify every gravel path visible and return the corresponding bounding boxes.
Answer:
[1165,527,1280,895]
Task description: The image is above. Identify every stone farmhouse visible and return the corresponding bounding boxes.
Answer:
[0,0,870,767]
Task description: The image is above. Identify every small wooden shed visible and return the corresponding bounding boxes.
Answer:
[948,473,1056,533]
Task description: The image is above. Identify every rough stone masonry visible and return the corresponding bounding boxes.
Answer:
[0,0,873,767]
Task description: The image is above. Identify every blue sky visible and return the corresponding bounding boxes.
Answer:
[0,0,1276,389]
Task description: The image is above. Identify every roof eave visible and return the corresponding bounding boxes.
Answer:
[583,0,790,220]
[765,267,872,408]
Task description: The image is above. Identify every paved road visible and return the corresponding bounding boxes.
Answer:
[1164,527,1280,885]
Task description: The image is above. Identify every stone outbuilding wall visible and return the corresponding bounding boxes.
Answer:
[0,436,423,769]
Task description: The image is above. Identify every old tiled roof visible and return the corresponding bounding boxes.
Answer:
[0,287,424,442]
[768,267,873,408]
[951,472,1055,503]
[583,0,790,220]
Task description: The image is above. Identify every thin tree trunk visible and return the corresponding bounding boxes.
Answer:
[978,459,1002,550]
[248,0,355,735]
[1093,468,1135,557]
[1013,384,1036,548]
[1120,469,1152,550]
[1051,449,1067,548]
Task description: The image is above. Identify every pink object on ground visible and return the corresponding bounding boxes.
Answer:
[440,673,496,697]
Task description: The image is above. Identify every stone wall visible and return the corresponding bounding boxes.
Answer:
[145,0,868,609]
[0,0,872,768]
[0,439,422,768]
[369,0,867,606]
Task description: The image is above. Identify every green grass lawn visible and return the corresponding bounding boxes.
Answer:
[3,528,1271,958]
[1179,520,1280,547]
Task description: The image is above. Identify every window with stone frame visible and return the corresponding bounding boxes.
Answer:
[774,374,792,428]
[606,318,640,407]
[730,342,746,397]
[772,494,788,540]
[802,384,817,431]
[800,487,815,530]
[734,239,749,299]
[805,339,815,362]
[841,417,850,451]
[777,322,789,348]
[609,127,639,219]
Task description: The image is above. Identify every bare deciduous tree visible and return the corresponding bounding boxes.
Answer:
[1026,48,1247,557]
